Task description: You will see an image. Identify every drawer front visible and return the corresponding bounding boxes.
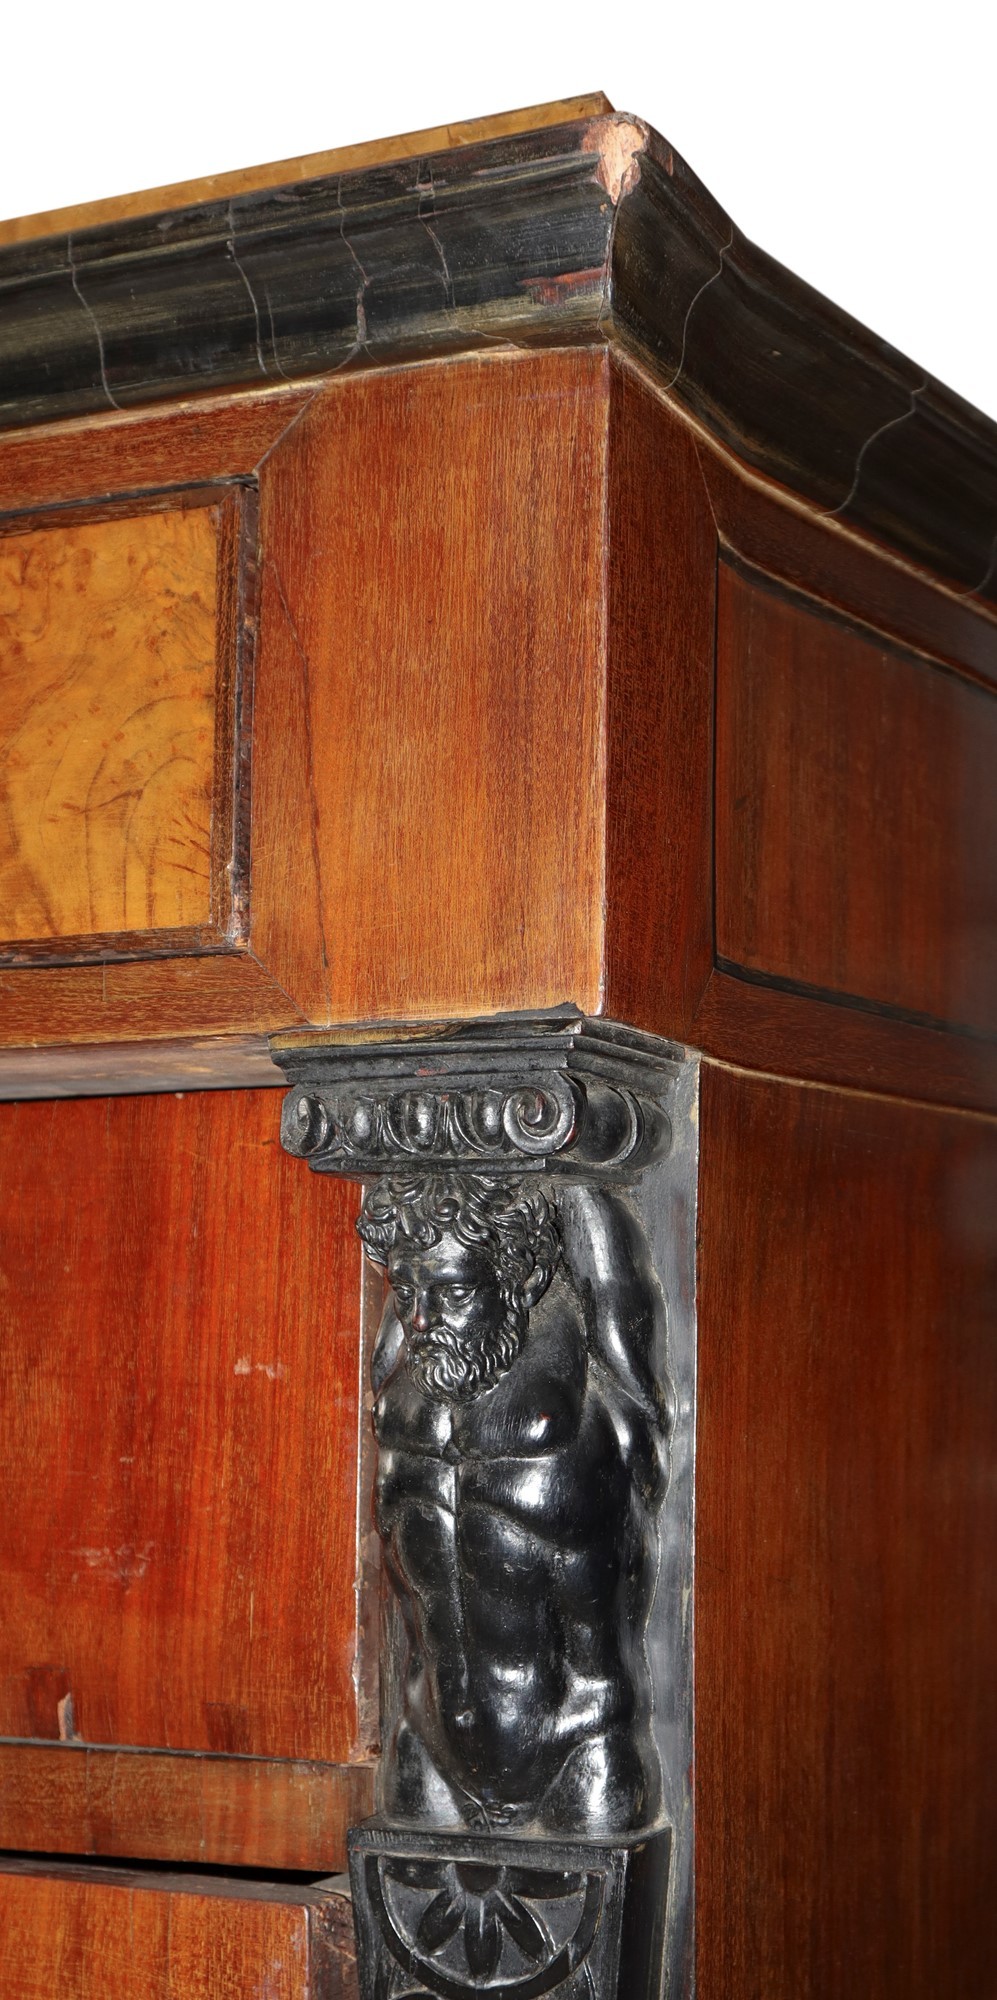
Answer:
[0,1860,356,1999]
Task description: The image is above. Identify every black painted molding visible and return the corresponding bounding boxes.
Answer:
[3,111,996,605]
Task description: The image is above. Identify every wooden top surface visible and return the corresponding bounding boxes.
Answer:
[0,94,613,247]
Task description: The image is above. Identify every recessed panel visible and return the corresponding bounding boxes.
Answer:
[0,498,225,956]
[716,559,997,1034]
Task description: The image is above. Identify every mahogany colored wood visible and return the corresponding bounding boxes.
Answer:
[0,1744,373,1871]
[715,558,997,1033]
[695,1062,997,1999]
[0,1089,366,1765]
[604,357,715,1031]
[0,1859,357,1999]
[253,349,609,1026]
[0,385,312,513]
[689,967,997,1115]
[601,353,997,1114]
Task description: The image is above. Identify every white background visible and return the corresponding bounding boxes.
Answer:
[3,0,995,419]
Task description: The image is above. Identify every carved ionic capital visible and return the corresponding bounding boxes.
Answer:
[273,1016,678,1180]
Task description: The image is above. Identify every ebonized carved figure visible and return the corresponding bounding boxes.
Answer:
[358,1172,670,1839]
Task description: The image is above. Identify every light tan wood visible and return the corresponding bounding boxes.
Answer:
[0,94,613,248]
[0,503,218,946]
[0,1743,373,1871]
[0,1859,355,1999]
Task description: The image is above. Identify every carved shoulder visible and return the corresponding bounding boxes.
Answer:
[454,1300,586,1458]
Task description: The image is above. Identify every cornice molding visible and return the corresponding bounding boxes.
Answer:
[3,109,996,606]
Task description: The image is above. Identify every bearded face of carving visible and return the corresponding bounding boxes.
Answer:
[386,1229,528,1399]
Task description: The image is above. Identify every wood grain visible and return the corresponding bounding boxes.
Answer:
[715,558,997,1033]
[0,1743,373,1871]
[0,950,304,1047]
[0,1089,367,1763]
[690,965,997,1113]
[604,357,715,1031]
[0,1860,356,1999]
[0,502,218,946]
[0,95,613,248]
[696,1062,997,1998]
[0,385,311,515]
[253,349,610,1025]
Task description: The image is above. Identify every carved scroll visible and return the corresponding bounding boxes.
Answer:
[274,1018,691,2000]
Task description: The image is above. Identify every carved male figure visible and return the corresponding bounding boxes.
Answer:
[358,1172,670,1837]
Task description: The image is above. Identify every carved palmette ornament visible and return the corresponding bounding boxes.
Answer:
[348,1825,671,2000]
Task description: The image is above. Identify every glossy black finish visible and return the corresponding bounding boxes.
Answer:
[347,1822,671,2000]
[276,1018,677,1181]
[0,121,611,432]
[362,1177,668,1837]
[4,115,997,605]
[276,1021,691,1993]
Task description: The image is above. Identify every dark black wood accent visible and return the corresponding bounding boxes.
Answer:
[2,113,996,608]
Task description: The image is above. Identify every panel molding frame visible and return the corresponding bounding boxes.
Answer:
[0,476,258,968]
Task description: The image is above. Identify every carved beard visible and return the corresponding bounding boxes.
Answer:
[408,1295,527,1402]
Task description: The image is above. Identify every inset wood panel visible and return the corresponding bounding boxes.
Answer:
[0,1860,355,2000]
[0,502,219,948]
[696,1064,997,1998]
[716,560,997,1033]
[0,1089,366,1762]
[253,349,609,1025]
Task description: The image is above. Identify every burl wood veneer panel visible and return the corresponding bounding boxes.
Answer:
[0,1089,365,1762]
[0,388,313,1049]
[253,349,609,1024]
[0,1861,355,2000]
[0,502,218,949]
[716,559,997,1034]
[696,1064,997,1998]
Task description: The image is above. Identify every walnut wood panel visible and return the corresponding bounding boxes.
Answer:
[0,1743,373,1871]
[0,499,219,951]
[0,1089,366,1763]
[0,1860,356,2000]
[604,358,715,1030]
[716,558,997,1034]
[254,349,609,1025]
[696,1063,997,1998]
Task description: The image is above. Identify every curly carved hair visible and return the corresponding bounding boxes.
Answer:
[356,1172,560,1295]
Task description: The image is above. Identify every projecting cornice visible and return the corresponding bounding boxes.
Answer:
[2,106,996,605]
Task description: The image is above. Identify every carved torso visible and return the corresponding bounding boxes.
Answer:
[373,1276,660,1833]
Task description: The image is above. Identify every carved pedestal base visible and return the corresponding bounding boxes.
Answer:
[348,1821,671,2000]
